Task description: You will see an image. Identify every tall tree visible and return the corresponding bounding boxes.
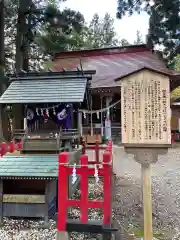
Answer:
[35,2,85,56]
[3,0,86,71]
[84,13,120,49]
[148,1,180,59]
[174,55,180,72]
[0,0,11,141]
[37,12,128,56]
[0,0,4,80]
[0,0,5,140]
[116,0,180,58]
[119,38,130,47]
[134,30,144,45]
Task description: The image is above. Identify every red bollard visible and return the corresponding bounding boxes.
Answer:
[17,140,22,150]
[9,141,15,153]
[1,142,7,156]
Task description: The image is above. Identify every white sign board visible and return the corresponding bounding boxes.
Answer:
[121,71,171,145]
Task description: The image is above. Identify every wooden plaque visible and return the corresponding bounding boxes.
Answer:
[3,194,45,203]
[121,70,171,145]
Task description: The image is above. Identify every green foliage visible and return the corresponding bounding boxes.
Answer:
[134,30,144,45]
[117,0,151,19]
[119,38,130,47]
[3,1,128,72]
[82,13,121,49]
[37,12,123,55]
[36,3,85,55]
[4,0,85,71]
[174,55,180,71]
[116,0,180,58]
[148,0,180,59]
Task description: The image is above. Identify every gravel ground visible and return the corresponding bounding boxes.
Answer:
[113,146,180,239]
[0,146,179,239]
[0,180,103,240]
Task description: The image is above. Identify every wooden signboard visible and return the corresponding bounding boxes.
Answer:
[3,194,45,203]
[121,70,171,145]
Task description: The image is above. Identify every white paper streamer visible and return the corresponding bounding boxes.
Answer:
[72,163,77,184]
[94,164,99,184]
[53,107,56,115]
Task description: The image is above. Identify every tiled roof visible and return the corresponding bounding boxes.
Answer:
[53,46,180,90]
[0,155,58,178]
[0,77,87,104]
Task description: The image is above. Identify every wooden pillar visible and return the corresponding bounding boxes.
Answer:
[70,105,74,129]
[125,148,168,240]
[142,164,152,240]
[100,96,104,137]
[78,111,82,137]
[12,104,23,131]
[0,104,4,141]
[90,95,93,136]
[44,181,49,226]
[0,179,3,224]
[105,96,112,140]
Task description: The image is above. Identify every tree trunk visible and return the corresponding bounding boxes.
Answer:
[13,0,31,132]
[0,0,6,141]
[15,0,27,72]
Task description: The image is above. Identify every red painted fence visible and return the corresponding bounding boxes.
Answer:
[57,150,112,232]
[0,140,22,157]
[82,139,112,165]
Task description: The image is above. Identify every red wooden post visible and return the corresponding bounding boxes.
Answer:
[80,155,88,223]
[95,140,99,164]
[102,151,112,225]
[82,140,86,154]
[171,134,174,144]
[57,151,113,233]
[17,140,22,150]
[1,142,7,156]
[9,141,15,153]
[57,152,69,231]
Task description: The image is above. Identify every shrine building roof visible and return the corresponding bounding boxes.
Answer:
[0,71,95,104]
[52,44,180,91]
[0,154,58,179]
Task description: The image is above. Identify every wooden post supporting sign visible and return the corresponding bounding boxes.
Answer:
[142,164,152,240]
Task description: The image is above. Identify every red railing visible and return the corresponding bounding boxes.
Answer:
[0,140,22,157]
[82,139,112,165]
[57,151,112,232]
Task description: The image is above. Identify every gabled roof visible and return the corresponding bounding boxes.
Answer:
[52,45,180,90]
[114,66,176,82]
[0,71,95,104]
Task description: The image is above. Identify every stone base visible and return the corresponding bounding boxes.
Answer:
[125,147,168,166]
[56,231,69,240]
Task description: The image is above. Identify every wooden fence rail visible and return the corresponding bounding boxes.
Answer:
[57,147,113,232]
